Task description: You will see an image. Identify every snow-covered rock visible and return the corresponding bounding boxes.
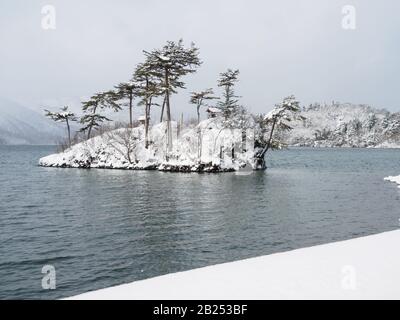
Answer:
[39,119,256,172]
[384,175,400,188]
[285,103,400,148]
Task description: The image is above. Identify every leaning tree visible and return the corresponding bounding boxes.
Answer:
[144,39,202,153]
[190,88,218,124]
[254,95,304,169]
[44,106,77,147]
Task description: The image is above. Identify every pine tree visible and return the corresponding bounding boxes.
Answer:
[217,69,240,121]
[134,62,163,148]
[80,113,111,138]
[189,88,218,124]
[144,39,202,153]
[44,106,77,147]
[115,81,137,128]
[102,90,122,112]
[80,91,120,139]
[255,95,303,169]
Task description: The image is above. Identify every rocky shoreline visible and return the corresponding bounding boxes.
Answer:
[39,158,237,173]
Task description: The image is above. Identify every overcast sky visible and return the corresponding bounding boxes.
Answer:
[0,0,399,120]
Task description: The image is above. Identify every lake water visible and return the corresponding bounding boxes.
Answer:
[0,145,399,299]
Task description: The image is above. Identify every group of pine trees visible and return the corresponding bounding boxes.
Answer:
[45,39,302,168]
[46,40,223,148]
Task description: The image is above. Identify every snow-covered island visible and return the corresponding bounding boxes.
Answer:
[39,39,306,172]
[38,93,300,173]
[39,101,400,172]
[39,118,259,172]
[39,40,400,172]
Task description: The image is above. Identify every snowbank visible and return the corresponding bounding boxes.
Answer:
[373,141,400,149]
[39,119,256,173]
[384,175,400,188]
[67,230,400,300]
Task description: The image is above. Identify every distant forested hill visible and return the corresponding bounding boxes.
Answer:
[285,103,400,148]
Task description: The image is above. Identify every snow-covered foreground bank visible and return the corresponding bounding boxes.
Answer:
[39,119,255,172]
[385,175,400,188]
[67,230,400,300]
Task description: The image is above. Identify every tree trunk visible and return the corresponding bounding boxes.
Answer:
[66,118,71,148]
[261,118,277,157]
[198,128,202,161]
[165,67,173,155]
[87,105,97,140]
[180,113,183,135]
[129,92,133,128]
[160,95,166,123]
[145,97,150,149]
[224,85,230,120]
[87,127,92,140]
[197,105,200,125]
[255,117,277,169]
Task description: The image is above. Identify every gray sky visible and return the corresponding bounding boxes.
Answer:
[0,0,399,121]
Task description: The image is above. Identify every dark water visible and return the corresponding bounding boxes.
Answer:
[0,145,399,299]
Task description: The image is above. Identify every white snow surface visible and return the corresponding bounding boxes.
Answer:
[384,175,400,188]
[39,119,255,172]
[67,230,400,300]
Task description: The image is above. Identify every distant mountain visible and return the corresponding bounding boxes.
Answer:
[286,103,400,148]
[0,98,66,145]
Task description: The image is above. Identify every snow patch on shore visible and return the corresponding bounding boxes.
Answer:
[67,230,400,300]
[384,175,400,188]
[373,141,400,149]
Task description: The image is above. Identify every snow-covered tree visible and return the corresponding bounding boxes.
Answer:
[214,69,252,133]
[80,113,111,139]
[134,62,163,148]
[80,91,120,139]
[217,69,240,121]
[144,40,202,153]
[102,90,122,112]
[115,82,137,128]
[367,113,378,130]
[80,113,111,133]
[190,89,218,124]
[254,95,303,169]
[44,106,77,147]
[105,128,139,165]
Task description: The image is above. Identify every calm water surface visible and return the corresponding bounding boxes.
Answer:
[0,145,399,299]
